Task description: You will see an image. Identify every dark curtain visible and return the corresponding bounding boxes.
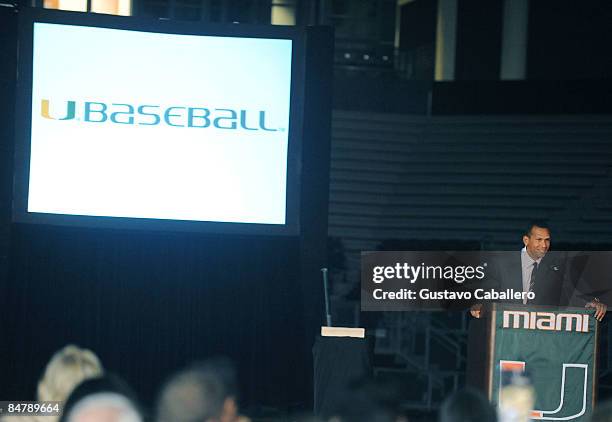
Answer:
[1,224,309,409]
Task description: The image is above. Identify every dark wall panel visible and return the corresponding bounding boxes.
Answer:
[398,0,437,80]
[0,6,17,366]
[432,80,612,115]
[455,0,503,81]
[528,0,612,80]
[297,26,334,407]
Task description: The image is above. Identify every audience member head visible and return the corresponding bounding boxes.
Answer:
[438,388,497,422]
[37,345,103,403]
[591,399,612,422]
[156,357,240,422]
[325,378,400,422]
[355,378,409,422]
[59,374,143,422]
[64,393,142,422]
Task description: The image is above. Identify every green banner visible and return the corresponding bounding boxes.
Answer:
[491,305,597,421]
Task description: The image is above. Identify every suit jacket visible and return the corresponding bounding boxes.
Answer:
[489,251,569,306]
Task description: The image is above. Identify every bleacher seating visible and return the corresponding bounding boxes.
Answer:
[329,110,612,284]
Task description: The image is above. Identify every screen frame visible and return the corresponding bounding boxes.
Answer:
[13,7,304,236]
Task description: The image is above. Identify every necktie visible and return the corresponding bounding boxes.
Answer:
[528,261,538,294]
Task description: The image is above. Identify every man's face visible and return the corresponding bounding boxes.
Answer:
[523,226,551,260]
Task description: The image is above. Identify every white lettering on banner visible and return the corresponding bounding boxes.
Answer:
[502,311,589,333]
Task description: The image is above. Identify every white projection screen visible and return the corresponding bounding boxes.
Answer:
[14,9,304,235]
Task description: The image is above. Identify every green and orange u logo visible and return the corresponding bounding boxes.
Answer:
[41,99,76,120]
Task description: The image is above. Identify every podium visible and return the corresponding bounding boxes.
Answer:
[313,327,369,417]
[468,303,599,421]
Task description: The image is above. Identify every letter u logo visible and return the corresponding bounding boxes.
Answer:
[499,360,588,420]
[41,99,76,120]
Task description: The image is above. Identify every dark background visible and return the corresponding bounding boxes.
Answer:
[2,0,612,417]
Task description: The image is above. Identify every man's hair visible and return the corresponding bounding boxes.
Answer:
[37,344,104,403]
[438,388,497,422]
[524,220,551,237]
[156,358,238,422]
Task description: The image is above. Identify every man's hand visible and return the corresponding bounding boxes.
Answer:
[470,303,483,319]
[585,298,607,321]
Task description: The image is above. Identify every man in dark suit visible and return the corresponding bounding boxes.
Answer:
[470,222,607,320]
[466,222,607,390]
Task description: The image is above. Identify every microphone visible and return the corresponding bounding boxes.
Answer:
[321,268,332,327]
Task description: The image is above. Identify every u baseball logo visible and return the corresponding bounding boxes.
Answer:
[38,99,281,130]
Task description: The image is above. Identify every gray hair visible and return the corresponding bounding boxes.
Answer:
[66,393,142,422]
